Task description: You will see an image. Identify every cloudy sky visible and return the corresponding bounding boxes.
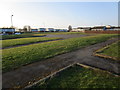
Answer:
[0,0,119,29]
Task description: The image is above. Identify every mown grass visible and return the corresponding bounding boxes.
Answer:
[2,37,62,48]
[2,33,46,40]
[99,41,120,59]
[39,32,86,35]
[2,34,117,72]
[32,65,120,88]
[1,32,87,40]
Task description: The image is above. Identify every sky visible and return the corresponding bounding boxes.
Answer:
[0,1,119,29]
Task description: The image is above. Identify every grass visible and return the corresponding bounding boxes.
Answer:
[38,32,86,35]
[32,65,120,88]
[2,34,118,72]
[2,37,62,48]
[1,32,87,40]
[98,41,120,60]
[2,33,46,40]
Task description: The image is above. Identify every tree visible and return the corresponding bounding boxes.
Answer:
[68,25,72,32]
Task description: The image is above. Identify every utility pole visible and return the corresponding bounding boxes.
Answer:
[11,15,13,28]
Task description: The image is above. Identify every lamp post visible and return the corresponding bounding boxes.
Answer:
[11,15,13,28]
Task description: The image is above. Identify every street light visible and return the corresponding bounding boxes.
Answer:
[11,15,13,28]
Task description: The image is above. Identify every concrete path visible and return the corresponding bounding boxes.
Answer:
[2,37,120,89]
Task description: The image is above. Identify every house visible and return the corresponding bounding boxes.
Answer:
[0,28,15,34]
[72,27,91,32]
[38,28,46,32]
[54,29,61,32]
[23,25,31,32]
[47,28,55,32]
[91,25,115,31]
[31,29,38,32]
[112,27,120,31]
[91,26,105,31]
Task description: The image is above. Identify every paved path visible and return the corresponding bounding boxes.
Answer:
[2,37,120,89]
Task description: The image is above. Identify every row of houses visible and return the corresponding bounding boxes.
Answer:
[72,25,120,32]
[0,27,68,35]
[1,25,120,34]
[20,28,67,32]
[0,28,15,34]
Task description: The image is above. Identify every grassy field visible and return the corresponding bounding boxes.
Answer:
[32,65,120,88]
[1,32,87,40]
[2,33,46,40]
[2,37,62,48]
[38,32,86,35]
[98,41,120,59]
[2,34,117,72]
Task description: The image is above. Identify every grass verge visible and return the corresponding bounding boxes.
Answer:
[2,37,62,48]
[2,34,118,72]
[32,64,120,88]
[38,32,86,35]
[95,41,120,60]
[2,33,45,40]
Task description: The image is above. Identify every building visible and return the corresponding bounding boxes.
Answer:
[31,29,38,32]
[72,27,91,32]
[0,28,15,34]
[59,29,68,32]
[38,28,46,32]
[54,29,67,32]
[47,28,55,32]
[91,26,105,31]
[112,27,120,31]
[91,25,116,31]
[23,25,31,32]
[91,25,120,31]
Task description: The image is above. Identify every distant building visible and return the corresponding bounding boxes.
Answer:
[47,28,55,32]
[23,25,31,32]
[113,27,120,30]
[72,27,91,32]
[91,26,105,31]
[91,25,120,31]
[0,28,15,34]
[31,29,38,32]
[54,29,67,32]
[39,28,46,32]
[54,29,60,32]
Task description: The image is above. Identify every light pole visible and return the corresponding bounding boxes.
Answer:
[11,15,13,28]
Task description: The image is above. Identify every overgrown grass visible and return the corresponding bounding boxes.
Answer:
[2,33,46,40]
[33,65,120,88]
[2,34,117,72]
[99,41,120,59]
[2,37,62,48]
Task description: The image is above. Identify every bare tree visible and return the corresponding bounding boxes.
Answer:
[68,25,72,32]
